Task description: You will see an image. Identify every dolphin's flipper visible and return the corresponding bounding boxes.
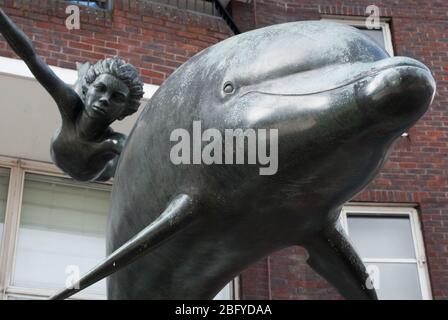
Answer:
[50,194,197,300]
[302,223,378,300]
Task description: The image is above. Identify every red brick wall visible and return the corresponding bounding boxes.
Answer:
[0,0,232,85]
[0,0,446,300]
[232,0,448,300]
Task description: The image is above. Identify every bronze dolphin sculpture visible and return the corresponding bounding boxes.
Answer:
[51,21,435,300]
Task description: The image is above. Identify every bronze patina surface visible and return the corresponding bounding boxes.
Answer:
[0,9,436,300]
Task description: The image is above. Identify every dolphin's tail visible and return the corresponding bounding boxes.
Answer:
[302,222,378,300]
[49,194,198,300]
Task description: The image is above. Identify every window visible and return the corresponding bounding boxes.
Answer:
[322,17,394,56]
[340,205,432,300]
[66,0,112,10]
[0,159,110,300]
[11,173,110,297]
[0,157,236,300]
[0,168,10,246]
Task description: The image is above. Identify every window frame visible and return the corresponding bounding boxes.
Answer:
[0,165,13,243]
[340,204,432,300]
[0,155,239,300]
[321,16,394,56]
[0,156,109,300]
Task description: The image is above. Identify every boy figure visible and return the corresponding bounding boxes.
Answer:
[0,8,144,181]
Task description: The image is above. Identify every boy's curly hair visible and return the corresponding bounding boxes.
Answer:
[83,57,144,118]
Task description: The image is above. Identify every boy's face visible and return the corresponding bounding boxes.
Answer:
[84,74,130,123]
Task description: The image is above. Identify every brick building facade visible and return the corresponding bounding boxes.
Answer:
[0,0,446,299]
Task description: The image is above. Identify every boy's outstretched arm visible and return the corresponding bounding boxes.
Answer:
[0,8,80,119]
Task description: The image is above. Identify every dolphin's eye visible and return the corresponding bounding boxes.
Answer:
[223,82,235,94]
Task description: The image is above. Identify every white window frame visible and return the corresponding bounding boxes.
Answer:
[0,156,110,300]
[0,155,240,300]
[321,16,394,56]
[340,204,432,300]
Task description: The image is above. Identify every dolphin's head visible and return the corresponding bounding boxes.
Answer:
[191,21,435,135]
[164,21,435,207]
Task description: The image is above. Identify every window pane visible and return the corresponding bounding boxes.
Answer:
[366,262,422,300]
[0,167,10,245]
[214,283,233,300]
[347,215,415,259]
[66,1,109,9]
[358,28,386,51]
[12,173,110,296]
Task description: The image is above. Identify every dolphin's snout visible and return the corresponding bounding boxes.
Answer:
[367,56,431,73]
[354,57,436,135]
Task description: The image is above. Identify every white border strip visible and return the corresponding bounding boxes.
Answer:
[0,56,159,100]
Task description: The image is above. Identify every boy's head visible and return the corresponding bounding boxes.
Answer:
[81,57,144,121]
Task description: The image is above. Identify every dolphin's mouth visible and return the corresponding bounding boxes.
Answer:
[241,57,431,97]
